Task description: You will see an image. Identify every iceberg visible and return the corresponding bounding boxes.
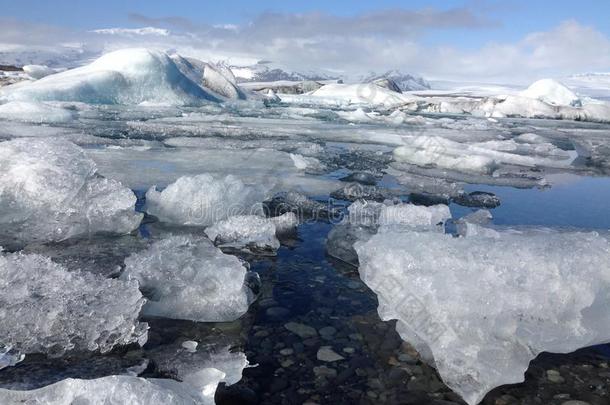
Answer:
[0,251,147,366]
[520,78,581,107]
[310,83,420,108]
[355,225,610,405]
[120,235,255,322]
[0,138,142,246]
[145,174,267,227]
[0,49,219,105]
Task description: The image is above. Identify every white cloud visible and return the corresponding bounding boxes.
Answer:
[0,12,609,83]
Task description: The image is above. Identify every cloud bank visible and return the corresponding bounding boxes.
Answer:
[0,7,609,83]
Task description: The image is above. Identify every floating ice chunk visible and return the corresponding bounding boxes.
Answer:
[206,213,298,253]
[0,251,147,366]
[454,209,495,237]
[206,215,279,253]
[149,343,249,401]
[121,235,254,322]
[22,65,58,80]
[326,201,450,266]
[0,138,142,246]
[0,101,76,123]
[393,135,572,176]
[1,49,218,105]
[269,212,299,234]
[145,174,266,227]
[0,375,204,405]
[520,79,581,107]
[393,137,497,174]
[355,227,610,405]
[378,203,451,232]
[264,191,340,221]
[289,153,325,172]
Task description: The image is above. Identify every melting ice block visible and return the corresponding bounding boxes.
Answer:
[0,138,142,246]
[0,251,147,367]
[145,174,267,227]
[355,226,610,405]
[121,235,255,322]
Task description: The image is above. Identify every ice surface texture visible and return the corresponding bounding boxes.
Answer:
[0,251,147,366]
[145,174,266,227]
[121,235,254,322]
[0,376,203,405]
[355,225,610,405]
[0,138,142,246]
[0,49,219,105]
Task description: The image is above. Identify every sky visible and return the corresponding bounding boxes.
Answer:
[1,0,609,82]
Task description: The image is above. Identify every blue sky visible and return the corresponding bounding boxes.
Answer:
[1,0,609,81]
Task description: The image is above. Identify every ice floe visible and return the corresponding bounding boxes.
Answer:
[121,235,255,322]
[355,222,610,405]
[0,138,142,246]
[0,251,147,367]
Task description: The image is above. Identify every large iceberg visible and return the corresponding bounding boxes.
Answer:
[355,224,610,405]
[0,251,147,366]
[120,235,255,322]
[0,49,219,105]
[145,174,267,227]
[0,138,142,246]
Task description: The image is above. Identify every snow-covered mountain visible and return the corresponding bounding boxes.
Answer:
[231,61,340,83]
[360,70,431,91]
[0,47,97,69]
[563,72,610,100]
